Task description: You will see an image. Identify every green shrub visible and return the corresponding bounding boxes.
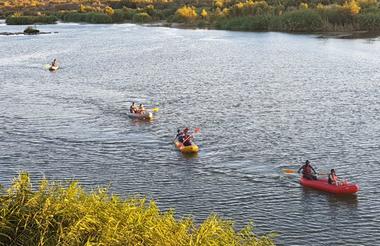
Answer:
[62,12,112,24]
[317,4,354,26]
[273,9,323,32]
[356,12,380,30]
[123,7,138,20]
[111,9,127,23]
[215,16,271,31]
[133,12,152,23]
[0,173,275,246]
[6,15,57,25]
[86,12,113,23]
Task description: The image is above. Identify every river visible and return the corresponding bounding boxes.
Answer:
[0,23,379,245]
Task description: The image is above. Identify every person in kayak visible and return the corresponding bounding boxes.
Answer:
[130,102,136,113]
[176,129,184,143]
[182,128,193,146]
[136,104,145,114]
[328,169,339,185]
[51,59,57,67]
[298,160,317,180]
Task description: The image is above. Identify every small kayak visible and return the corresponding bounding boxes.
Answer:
[127,111,153,120]
[300,177,359,195]
[174,140,199,154]
[49,65,59,71]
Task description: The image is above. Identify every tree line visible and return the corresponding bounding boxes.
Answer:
[2,0,380,32]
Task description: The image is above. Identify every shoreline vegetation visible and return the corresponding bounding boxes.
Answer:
[0,1,380,35]
[0,172,275,245]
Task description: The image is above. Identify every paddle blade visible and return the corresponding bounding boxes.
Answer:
[43,64,50,69]
[194,128,201,133]
[152,107,159,112]
[283,169,297,174]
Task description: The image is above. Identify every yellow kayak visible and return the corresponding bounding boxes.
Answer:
[174,140,199,154]
[127,111,153,120]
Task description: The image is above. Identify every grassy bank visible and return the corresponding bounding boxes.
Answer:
[1,1,380,33]
[0,172,275,245]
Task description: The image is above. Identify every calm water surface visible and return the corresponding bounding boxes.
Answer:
[1,23,380,245]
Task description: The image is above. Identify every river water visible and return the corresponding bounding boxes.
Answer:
[1,23,379,245]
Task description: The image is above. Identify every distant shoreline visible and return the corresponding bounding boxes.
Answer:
[1,19,379,39]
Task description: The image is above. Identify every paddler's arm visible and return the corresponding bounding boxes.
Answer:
[297,165,304,173]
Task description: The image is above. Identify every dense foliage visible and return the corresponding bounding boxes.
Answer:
[1,0,380,32]
[0,173,275,245]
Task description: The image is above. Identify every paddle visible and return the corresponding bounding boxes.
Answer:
[282,168,328,176]
[43,64,51,69]
[151,107,159,112]
[282,168,298,174]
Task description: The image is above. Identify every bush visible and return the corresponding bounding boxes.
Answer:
[6,15,57,25]
[272,9,323,32]
[111,9,127,23]
[356,12,380,30]
[123,7,138,20]
[86,12,113,24]
[62,12,112,24]
[317,4,354,26]
[133,12,152,23]
[175,5,198,22]
[215,16,271,31]
[0,173,276,246]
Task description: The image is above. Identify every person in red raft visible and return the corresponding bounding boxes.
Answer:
[328,169,339,185]
[298,160,318,180]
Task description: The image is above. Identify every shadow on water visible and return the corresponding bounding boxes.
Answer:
[181,152,199,159]
[128,118,155,126]
[301,187,358,208]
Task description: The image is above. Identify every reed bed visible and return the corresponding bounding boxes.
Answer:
[0,172,275,246]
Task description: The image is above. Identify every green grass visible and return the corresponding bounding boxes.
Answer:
[0,172,275,245]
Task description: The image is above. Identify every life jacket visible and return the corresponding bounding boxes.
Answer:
[328,173,338,184]
[183,134,191,146]
[303,165,312,175]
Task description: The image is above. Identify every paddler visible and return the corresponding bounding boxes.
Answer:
[175,129,184,143]
[130,102,136,113]
[51,58,57,67]
[182,128,193,146]
[137,104,145,114]
[328,169,339,185]
[298,160,317,180]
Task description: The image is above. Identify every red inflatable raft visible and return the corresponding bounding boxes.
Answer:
[300,178,359,195]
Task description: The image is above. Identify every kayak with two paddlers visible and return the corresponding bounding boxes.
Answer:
[128,102,156,120]
[297,160,359,194]
[174,127,199,154]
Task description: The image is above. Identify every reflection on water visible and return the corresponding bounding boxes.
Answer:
[0,23,380,245]
[302,187,358,208]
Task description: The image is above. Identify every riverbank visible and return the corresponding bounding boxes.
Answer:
[0,173,275,245]
[1,0,380,34]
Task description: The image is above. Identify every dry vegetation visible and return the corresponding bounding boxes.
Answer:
[0,172,275,245]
